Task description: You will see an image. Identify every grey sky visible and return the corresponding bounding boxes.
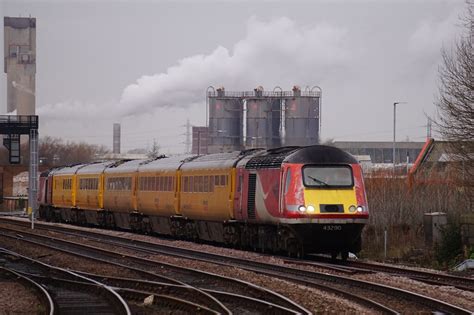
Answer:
[0,0,466,154]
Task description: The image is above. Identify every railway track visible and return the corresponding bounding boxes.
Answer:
[0,248,131,315]
[346,260,474,291]
[0,223,309,314]
[80,271,303,314]
[291,255,474,292]
[0,265,54,315]
[2,219,472,314]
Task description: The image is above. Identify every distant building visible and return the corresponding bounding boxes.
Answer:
[409,139,474,180]
[333,141,425,164]
[192,126,209,155]
[408,139,474,252]
[206,86,321,153]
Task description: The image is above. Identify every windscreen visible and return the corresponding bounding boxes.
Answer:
[302,166,353,188]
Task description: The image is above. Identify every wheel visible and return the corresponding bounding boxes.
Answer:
[341,251,349,261]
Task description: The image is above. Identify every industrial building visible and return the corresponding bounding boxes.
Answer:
[205,86,321,153]
[113,123,121,154]
[333,141,425,164]
[1,17,38,211]
[4,17,36,115]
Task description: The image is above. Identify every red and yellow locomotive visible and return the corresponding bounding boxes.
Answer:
[39,145,368,259]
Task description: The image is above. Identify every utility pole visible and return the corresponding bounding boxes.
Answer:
[393,102,407,173]
[184,119,191,154]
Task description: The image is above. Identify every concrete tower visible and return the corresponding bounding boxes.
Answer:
[113,123,121,154]
[4,17,36,115]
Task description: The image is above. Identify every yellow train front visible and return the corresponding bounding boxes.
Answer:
[279,146,368,259]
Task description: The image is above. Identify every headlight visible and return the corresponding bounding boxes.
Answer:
[357,206,364,212]
[298,205,306,212]
[307,205,315,212]
[349,205,356,212]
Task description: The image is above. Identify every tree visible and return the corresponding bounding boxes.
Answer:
[435,2,474,180]
[147,139,161,159]
[38,136,109,166]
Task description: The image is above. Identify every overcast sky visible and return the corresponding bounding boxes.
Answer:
[0,0,467,154]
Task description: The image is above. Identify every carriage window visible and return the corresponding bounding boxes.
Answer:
[203,176,209,192]
[63,178,72,190]
[183,177,188,192]
[197,176,203,192]
[302,166,353,188]
[107,177,132,191]
[150,177,155,191]
[157,176,163,191]
[214,175,219,186]
[220,175,226,186]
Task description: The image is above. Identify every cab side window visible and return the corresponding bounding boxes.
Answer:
[284,169,292,195]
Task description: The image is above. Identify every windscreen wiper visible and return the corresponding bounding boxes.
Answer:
[307,175,329,187]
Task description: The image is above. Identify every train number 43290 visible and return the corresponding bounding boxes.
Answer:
[323,225,342,231]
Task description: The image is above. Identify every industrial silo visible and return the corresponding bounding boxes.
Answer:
[245,87,281,149]
[208,87,243,153]
[284,86,320,146]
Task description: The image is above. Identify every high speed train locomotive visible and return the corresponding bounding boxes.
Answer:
[38,145,368,259]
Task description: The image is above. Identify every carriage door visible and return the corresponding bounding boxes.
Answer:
[247,173,257,220]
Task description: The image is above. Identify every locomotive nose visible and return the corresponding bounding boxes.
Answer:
[302,188,358,214]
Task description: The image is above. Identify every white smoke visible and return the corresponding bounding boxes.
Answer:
[39,17,348,119]
[36,9,463,152]
[119,17,349,115]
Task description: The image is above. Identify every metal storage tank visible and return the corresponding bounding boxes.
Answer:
[284,87,320,146]
[208,87,243,153]
[245,88,281,149]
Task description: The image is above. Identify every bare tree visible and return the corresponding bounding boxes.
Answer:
[38,136,109,166]
[147,139,161,159]
[435,2,474,182]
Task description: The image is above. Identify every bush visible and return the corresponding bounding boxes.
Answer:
[362,174,469,265]
[435,222,463,267]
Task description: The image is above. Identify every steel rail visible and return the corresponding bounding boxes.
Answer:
[77,271,301,315]
[1,223,395,313]
[0,266,54,315]
[345,260,474,292]
[77,271,230,312]
[14,221,471,314]
[18,217,471,292]
[117,288,220,314]
[0,247,131,315]
[0,227,308,315]
[0,232,230,315]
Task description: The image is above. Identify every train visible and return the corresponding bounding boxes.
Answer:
[38,145,369,260]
